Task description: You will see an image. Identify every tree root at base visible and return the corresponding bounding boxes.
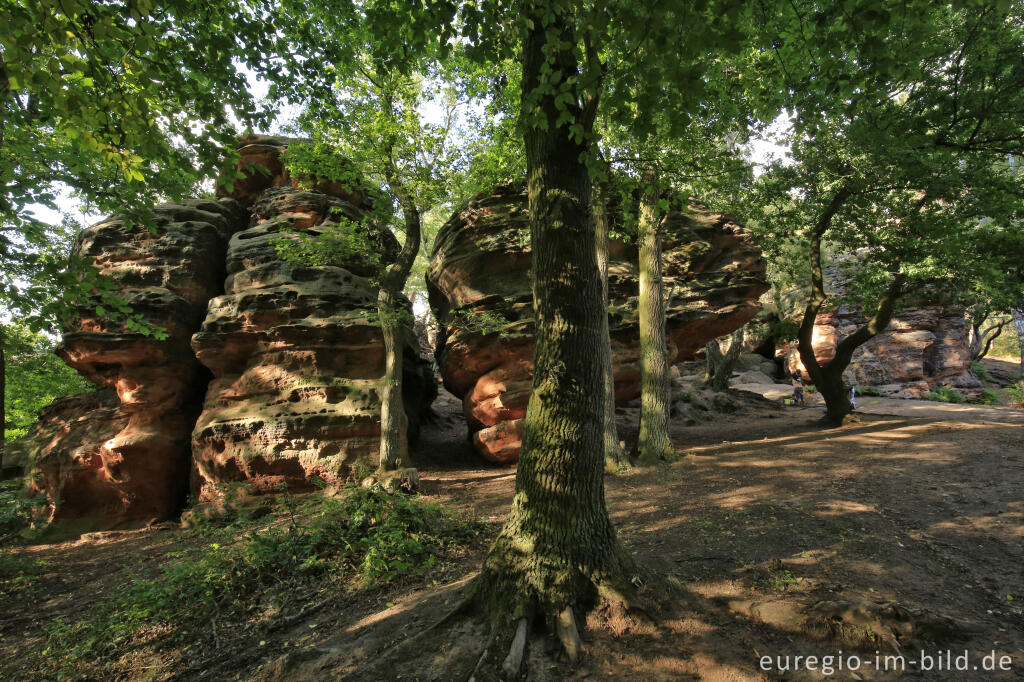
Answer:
[555,606,582,663]
[501,618,529,678]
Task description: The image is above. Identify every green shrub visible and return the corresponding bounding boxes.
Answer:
[970,361,991,382]
[978,388,1002,406]
[920,386,966,404]
[1007,382,1024,408]
[0,478,49,544]
[854,385,884,397]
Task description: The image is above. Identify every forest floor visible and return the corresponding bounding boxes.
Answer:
[1,370,1023,681]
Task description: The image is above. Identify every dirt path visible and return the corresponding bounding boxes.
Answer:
[734,381,1024,423]
[2,391,1022,681]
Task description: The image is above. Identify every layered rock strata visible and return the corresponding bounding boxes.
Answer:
[191,172,433,498]
[427,184,768,463]
[27,198,246,522]
[18,136,434,522]
[789,308,979,398]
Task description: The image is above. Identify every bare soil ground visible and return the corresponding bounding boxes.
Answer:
[1,384,1022,681]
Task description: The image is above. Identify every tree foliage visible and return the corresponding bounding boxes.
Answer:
[747,0,1024,422]
[2,323,90,444]
[1,0,273,325]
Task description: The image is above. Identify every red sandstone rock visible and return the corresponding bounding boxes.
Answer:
[21,197,247,523]
[217,135,369,208]
[192,179,434,498]
[787,255,979,394]
[16,136,435,524]
[427,184,768,463]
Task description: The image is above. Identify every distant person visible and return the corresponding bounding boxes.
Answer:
[792,374,805,406]
[850,385,857,410]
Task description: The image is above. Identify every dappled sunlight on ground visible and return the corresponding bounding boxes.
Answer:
[3,395,1022,680]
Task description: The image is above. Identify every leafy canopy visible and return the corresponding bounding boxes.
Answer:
[1,0,274,324]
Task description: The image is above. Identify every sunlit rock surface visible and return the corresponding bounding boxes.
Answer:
[427,184,768,463]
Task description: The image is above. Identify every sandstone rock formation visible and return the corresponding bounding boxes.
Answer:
[191,182,433,498]
[26,197,247,523]
[17,136,433,523]
[427,184,768,463]
[787,255,979,398]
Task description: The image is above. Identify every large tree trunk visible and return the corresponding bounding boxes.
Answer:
[1011,308,1024,375]
[636,167,672,465]
[595,188,627,471]
[476,3,634,651]
[376,179,421,472]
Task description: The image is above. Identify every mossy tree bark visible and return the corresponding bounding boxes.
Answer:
[475,1,635,651]
[636,167,672,465]
[377,162,421,472]
[594,188,627,471]
[798,185,904,425]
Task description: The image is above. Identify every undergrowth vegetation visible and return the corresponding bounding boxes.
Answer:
[920,386,967,404]
[28,483,482,680]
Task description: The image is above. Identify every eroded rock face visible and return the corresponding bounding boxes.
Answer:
[13,391,127,521]
[26,198,247,523]
[18,136,434,523]
[191,183,434,498]
[787,256,979,398]
[427,184,768,463]
[789,307,979,398]
[217,135,370,208]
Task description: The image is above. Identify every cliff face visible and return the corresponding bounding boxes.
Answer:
[19,136,434,523]
[25,197,246,523]
[190,182,433,498]
[427,185,768,463]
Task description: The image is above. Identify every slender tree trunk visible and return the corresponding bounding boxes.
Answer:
[377,288,411,470]
[1012,308,1024,375]
[476,3,634,645]
[636,167,671,465]
[0,324,6,473]
[705,327,745,391]
[800,276,904,424]
[376,176,421,472]
[594,188,627,471]
[796,183,905,425]
[968,316,1006,362]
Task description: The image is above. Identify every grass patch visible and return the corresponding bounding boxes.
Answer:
[854,385,885,397]
[34,483,482,680]
[1007,382,1024,408]
[769,569,800,593]
[0,478,49,544]
[970,361,991,383]
[977,388,1003,406]
[920,386,966,404]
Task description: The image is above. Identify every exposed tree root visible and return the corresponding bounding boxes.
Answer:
[555,606,582,663]
[364,580,478,666]
[501,618,529,678]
